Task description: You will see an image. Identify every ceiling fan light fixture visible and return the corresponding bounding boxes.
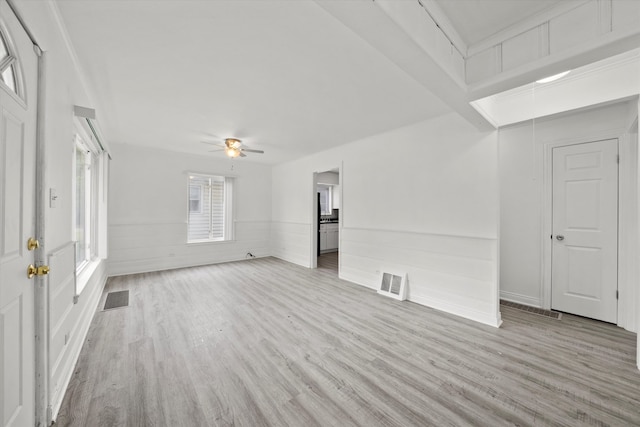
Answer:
[225,147,240,158]
[225,138,241,148]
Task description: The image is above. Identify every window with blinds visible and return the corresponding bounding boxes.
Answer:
[187,174,233,242]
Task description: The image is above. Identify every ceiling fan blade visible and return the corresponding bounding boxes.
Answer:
[208,149,224,152]
[240,149,264,154]
[239,152,247,157]
[201,141,224,147]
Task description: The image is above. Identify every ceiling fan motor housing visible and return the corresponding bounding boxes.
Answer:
[225,138,242,148]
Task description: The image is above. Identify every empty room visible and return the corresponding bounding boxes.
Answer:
[1,0,639,426]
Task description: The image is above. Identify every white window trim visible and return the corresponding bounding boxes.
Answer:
[72,127,108,297]
[72,135,92,273]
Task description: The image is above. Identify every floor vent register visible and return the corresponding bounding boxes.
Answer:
[103,290,130,310]
[500,300,561,319]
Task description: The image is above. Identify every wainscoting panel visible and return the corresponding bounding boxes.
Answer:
[466,0,640,85]
[270,221,311,267]
[108,220,271,276]
[339,227,500,327]
[47,242,76,408]
[47,242,107,420]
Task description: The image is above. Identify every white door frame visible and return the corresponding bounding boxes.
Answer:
[311,172,319,269]
[310,165,342,271]
[541,129,637,331]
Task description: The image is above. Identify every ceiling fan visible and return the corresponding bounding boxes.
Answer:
[201,138,264,158]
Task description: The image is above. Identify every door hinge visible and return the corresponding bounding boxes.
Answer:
[617,154,619,164]
[616,290,619,300]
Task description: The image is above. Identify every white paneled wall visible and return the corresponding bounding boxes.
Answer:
[47,242,75,399]
[270,222,312,268]
[272,113,501,326]
[341,228,498,326]
[467,0,640,85]
[109,220,270,276]
[47,242,106,418]
[108,144,272,276]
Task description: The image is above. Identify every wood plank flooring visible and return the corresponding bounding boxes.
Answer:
[55,256,640,426]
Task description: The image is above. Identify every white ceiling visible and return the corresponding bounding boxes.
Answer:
[54,0,598,164]
[55,0,451,164]
[434,0,566,47]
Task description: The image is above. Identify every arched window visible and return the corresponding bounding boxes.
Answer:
[0,27,20,97]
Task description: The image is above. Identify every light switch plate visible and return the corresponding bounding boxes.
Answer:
[50,188,57,208]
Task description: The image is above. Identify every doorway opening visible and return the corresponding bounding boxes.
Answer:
[312,168,340,275]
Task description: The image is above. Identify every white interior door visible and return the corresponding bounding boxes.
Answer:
[0,2,38,425]
[551,139,618,323]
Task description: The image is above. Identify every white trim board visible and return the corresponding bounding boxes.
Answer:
[500,291,542,308]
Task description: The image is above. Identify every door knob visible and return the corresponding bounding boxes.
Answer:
[27,264,50,279]
[27,237,39,251]
[556,235,565,241]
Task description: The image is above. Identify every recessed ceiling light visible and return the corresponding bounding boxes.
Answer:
[536,70,571,84]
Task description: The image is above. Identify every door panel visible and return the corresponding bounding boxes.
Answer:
[551,139,618,323]
[0,1,38,425]
[1,296,23,426]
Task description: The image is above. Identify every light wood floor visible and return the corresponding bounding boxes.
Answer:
[56,256,640,426]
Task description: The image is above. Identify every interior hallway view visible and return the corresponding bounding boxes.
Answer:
[55,257,639,427]
[318,252,338,275]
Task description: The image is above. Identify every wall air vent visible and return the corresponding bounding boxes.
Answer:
[377,271,407,301]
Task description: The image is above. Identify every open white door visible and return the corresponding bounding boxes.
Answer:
[551,139,618,323]
[0,2,39,425]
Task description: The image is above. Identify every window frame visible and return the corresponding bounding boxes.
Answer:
[189,183,203,214]
[318,185,333,215]
[187,173,234,244]
[72,134,94,272]
[0,21,24,100]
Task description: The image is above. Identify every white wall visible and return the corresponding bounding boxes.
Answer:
[499,101,637,330]
[15,0,109,420]
[108,143,272,275]
[272,113,501,326]
[316,171,339,185]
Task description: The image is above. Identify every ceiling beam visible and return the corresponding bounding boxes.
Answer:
[314,0,494,131]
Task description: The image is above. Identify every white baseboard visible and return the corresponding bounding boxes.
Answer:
[340,270,501,328]
[339,271,377,290]
[270,252,310,269]
[410,294,502,328]
[108,253,267,277]
[500,290,542,308]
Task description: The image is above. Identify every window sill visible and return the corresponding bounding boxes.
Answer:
[75,258,102,297]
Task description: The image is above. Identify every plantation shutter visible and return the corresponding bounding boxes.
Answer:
[188,175,230,242]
